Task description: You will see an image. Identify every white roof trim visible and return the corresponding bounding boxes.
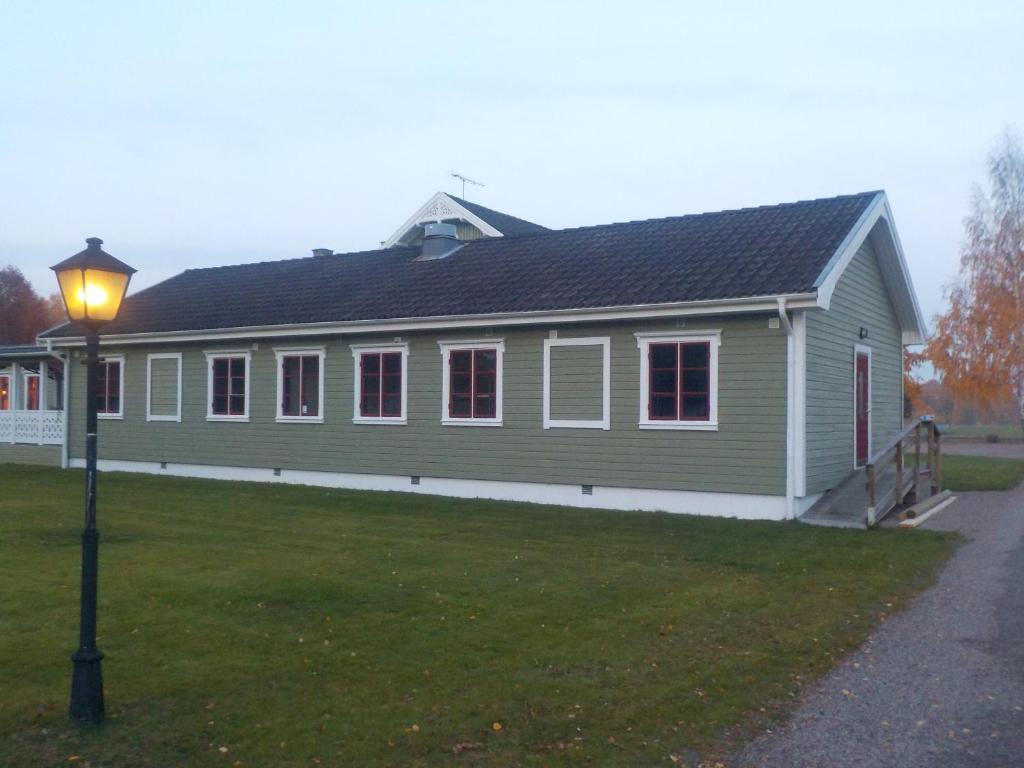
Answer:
[383,191,503,248]
[813,192,927,345]
[42,292,820,347]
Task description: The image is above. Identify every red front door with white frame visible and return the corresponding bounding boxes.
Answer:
[855,349,871,467]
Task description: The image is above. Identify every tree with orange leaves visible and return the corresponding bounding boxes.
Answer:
[927,130,1024,437]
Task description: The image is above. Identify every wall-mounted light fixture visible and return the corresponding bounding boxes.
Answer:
[859,327,869,339]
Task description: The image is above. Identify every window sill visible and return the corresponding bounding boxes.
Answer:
[275,416,325,424]
[97,413,124,420]
[638,421,718,431]
[544,420,610,430]
[442,418,503,427]
[146,415,181,423]
[206,415,250,423]
[352,417,407,426]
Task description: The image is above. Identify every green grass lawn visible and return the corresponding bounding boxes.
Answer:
[1,466,955,767]
[942,454,1024,491]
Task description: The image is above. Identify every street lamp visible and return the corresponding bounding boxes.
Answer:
[52,237,135,726]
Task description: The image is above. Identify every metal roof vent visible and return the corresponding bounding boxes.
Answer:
[419,222,463,260]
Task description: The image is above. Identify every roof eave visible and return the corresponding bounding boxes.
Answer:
[43,291,821,347]
[813,191,928,344]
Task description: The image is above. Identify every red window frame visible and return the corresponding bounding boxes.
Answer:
[0,374,9,411]
[95,359,120,414]
[210,356,247,416]
[647,341,711,422]
[359,351,403,418]
[448,348,497,419]
[281,354,321,417]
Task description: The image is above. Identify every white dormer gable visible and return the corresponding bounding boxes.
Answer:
[384,192,503,248]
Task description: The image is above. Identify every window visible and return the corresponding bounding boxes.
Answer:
[95,357,124,418]
[275,348,325,422]
[439,340,504,425]
[636,332,720,430]
[0,373,9,411]
[146,353,182,422]
[24,371,40,410]
[351,344,408,423]
[205,351,250,421]
[46,360,64,411]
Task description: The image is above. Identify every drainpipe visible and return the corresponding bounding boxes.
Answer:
[779,298,796,519]
[777,297,794,337]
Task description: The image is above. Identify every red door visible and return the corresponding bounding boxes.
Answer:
[855,351,870,466]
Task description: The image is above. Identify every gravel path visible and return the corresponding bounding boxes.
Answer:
[943,439,1024,460]
[731,482,1024,768]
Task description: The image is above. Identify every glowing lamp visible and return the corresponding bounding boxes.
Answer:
[51,238,136,328]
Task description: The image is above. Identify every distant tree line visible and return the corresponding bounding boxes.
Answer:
[0,266,65,345]
[909,128,1024,438]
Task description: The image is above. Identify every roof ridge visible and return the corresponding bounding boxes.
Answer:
[502,190,885,241]
[178,245,416,276]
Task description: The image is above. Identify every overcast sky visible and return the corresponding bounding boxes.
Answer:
[2,1,1021,326]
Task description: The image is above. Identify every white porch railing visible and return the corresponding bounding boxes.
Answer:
[0,410,65,446]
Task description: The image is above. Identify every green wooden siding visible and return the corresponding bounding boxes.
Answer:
[549,343,604,421]
[69,315,788,495]
[805,239,904,494]
[0,443,61,466]
[148,357,179,417]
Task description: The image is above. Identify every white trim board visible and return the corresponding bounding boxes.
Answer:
[146,352,182,422]
[542,336,611,430]
[813,192,927,344]
[67,457,792,521]
[384,191,503,247]
[43,293,820,348]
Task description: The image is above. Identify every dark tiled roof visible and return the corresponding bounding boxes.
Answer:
[449,195,550,237]
[42,192,880,338]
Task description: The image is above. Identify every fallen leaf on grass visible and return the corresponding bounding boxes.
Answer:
[491,721,503,732]
[452,741,481,754]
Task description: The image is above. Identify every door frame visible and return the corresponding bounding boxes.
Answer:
[853,343,872,468]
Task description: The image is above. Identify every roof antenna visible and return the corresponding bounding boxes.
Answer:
[451,172,484,199]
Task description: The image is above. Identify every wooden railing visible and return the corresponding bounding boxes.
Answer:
[865,416,941,526]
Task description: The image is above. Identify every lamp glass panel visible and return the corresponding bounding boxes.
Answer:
[81,269,130,322]
[56,269,87,321]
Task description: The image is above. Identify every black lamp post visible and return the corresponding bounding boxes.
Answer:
[52,238,136,726]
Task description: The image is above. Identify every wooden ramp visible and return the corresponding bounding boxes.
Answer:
[800,417,943,529]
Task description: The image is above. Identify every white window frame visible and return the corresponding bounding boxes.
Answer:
[542,336,611,430]
[635,330,721,431]
[853,343,872,468]
[273,346,326,423]
[350,343,409,425]
[204,350,251,422]
[146,352,182,423]
[0,368,10,411]
[96,355,125,420]
[438,339,504,427]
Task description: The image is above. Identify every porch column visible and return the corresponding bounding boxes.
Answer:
[38,360,47,445]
